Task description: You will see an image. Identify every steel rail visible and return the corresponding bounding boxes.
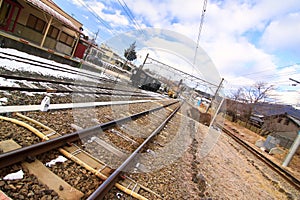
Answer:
[0,53,107,82]
[221,125,300,190]
[0,74,143,94]
[88,101,182,200]
[0,100,179,168]
[0,86,156,98]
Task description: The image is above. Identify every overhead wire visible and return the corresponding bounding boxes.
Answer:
[147,56,219,88]
[232,63,300,84]
[117,0,146,35]
[240,63,300,77]
[78,0,118,36]
[245,71,300,80]
[190,0,221,89]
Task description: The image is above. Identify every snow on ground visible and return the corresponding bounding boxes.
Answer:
[0,77,20,87]
[0,47,118,100]
[0,48,109,82]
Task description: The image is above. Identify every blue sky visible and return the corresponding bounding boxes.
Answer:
[52,0,300,106]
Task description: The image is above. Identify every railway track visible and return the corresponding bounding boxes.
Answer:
[0,73,163,107]
[0,99,182,199]
[0,48,220,199]
[0,52,110,83]
[0,74,139,94]
[220,124,300,191]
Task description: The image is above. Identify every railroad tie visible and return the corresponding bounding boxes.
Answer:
[22,160,84,200]
[5,113,161,199]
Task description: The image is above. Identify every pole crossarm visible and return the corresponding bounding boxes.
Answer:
[289,78,300,85]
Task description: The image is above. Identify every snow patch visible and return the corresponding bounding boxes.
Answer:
[0,77,20,87]
[45,155,68,167]
[3,170,24,180]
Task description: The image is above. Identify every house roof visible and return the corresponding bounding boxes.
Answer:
[25,0,81,33]
[263,113,300,127]
[250,116,264,123]
[288,115,300,127]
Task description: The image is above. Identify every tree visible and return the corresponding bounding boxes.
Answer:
[227,82,274,123]
[245,82,274,104]
[243,82,274,123]
[123,42,137,70]
[226,87,245,122]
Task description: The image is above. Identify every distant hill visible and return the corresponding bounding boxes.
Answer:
[253,103,300,119]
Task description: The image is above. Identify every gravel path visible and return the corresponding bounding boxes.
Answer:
[104,103,300,199]
[195,128,300,199]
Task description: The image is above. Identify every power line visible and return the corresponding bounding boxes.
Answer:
[147,56,219,87]
[249,72,299,80]
[268,80,300,85]
[121,1,145,33]
[226,72,300,87]
[235,63,300,81]
[242,71,300,81]
[240,63,300,77]
[116,0,146,35]
[78,1,118,36]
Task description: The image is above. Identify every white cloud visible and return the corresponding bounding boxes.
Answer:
[101,10,129,27]
[85,1,129,27]
[121,0,299,105]
[204,37,273,73]
[68,0,129,27]
[68,0,85,7]
[270,90,300,105]
[58,0,300,105]
[260,12,300,53]
[82,15,89,20]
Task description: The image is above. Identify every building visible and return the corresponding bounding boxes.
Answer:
[99,43,119,64]
[0,0,88,66]
[261,113,300,148]
[99,43,135,71]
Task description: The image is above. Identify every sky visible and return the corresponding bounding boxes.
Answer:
[52,0,300,107]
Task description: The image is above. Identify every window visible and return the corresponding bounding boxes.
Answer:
[284,119,290,126]
[26,14,45,33]
[0,2,11,27]
[59,32,74,46]
[47,25,59,39]
[277,118,282,123]
[0,0,23,32]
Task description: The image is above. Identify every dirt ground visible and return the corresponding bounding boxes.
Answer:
[193,120,300,199]
[224,120,300,180]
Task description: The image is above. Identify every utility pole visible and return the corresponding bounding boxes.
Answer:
[140,53,149,70]
[94,29,99,42]
[83,29,99,61]
[193,0,207,65]
[282,78,300,167]
[206,78,224,113]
